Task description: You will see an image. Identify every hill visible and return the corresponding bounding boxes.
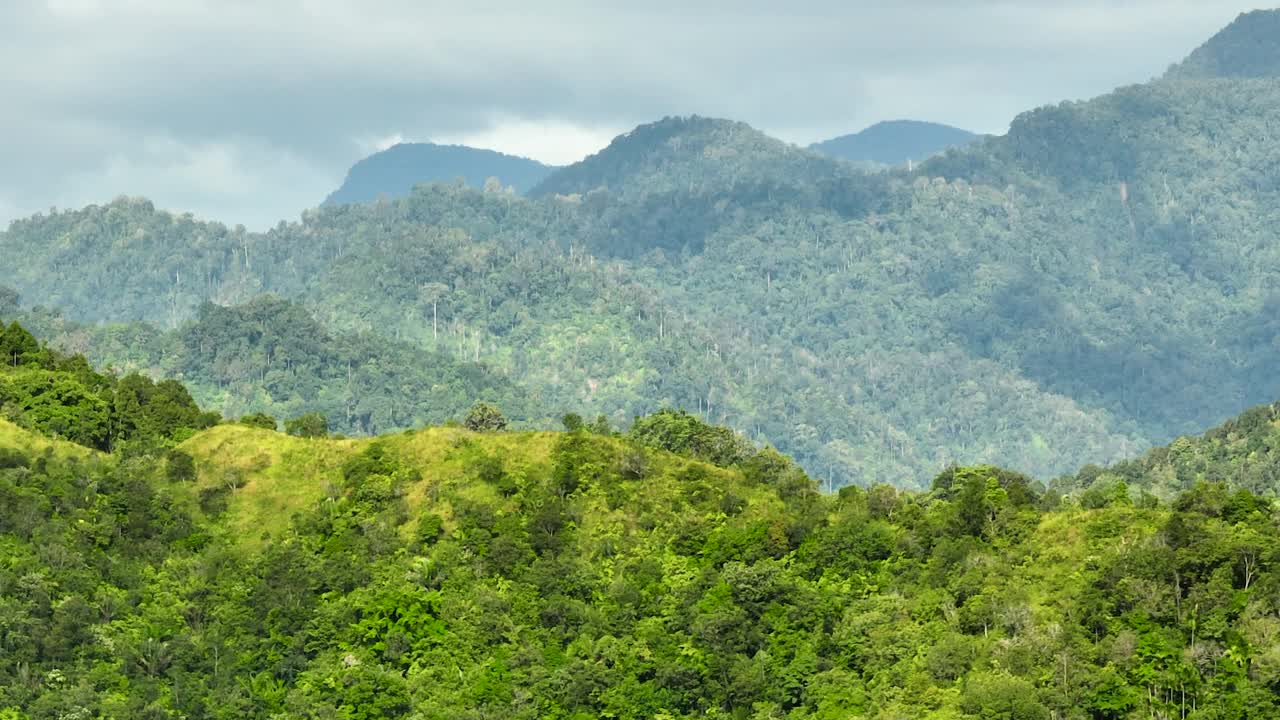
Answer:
[324,142,556,205]
[2,343,1279,718]
[1060,399,1280,500]
[1165,9,1280,79]
[529,115,856,202]
[809,119,979,166]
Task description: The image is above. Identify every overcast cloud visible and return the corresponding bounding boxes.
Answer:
[0,0,1263,229]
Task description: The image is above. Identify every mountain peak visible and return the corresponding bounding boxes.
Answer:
[323,142,556,206]
[809,120,978,166]
[1166,9,1280,80]
[529,115,840,199]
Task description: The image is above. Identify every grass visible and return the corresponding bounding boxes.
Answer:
[178,422,777,552]
[0,417,100,460]
[180,424,568,547]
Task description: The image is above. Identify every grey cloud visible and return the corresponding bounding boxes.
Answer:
[0,0,1262,228]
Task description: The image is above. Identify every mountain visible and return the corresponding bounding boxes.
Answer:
[529,116,847,201]
[2,339,1278,717]
[324,142,556,205]
[1165,9,1280,79]
[809,119,979,166]
[5,15,1280,488]
[529,115,891,258]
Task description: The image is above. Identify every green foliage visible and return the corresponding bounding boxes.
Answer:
[464,401,507,432]
[628,408,754,467]
[0,321,40,367]
[239,412,278,430]
[165,448,196,482]
[960,673,1050,720]
[285,412,329,438]
[1058,401,1280,500]
[3,358,1280,718]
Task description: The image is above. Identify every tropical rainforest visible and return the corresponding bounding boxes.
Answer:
[3,321,1280,719]
[6,13,1280,490]
[5,11,1280,716]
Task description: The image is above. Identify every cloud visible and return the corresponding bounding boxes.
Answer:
[433,119,622,167]
[0,0,1261,228]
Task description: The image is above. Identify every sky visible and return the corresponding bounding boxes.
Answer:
[0,1,1266,229]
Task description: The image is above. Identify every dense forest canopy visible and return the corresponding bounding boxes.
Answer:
[4,12,1280,490]
[1165,9,1280,80]
[6,295,542,437]
[2,339,1280,718]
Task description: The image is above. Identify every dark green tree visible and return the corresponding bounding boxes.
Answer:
[464,402,508,432]
[286,412,329,438]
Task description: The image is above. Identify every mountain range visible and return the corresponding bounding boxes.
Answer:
[4,9,1280,489]
[5,10,1280,717]
[322,120,978,209]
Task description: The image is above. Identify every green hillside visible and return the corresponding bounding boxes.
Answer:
[3,339,1280,718]
[1059,400,1280,500]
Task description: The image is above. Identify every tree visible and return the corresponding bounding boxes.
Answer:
[0,286,20,317]
[464,402,507,432]
[286,412,329,438]
[166,449,197,483]
[418,283,449,341]
[960,673,1051,720]
[0,322,40,367]
[240,413,279,431]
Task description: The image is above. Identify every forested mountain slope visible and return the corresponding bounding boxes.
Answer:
[324,142,556,206]
[1165,9,1280,80]
[7,295,542,436]
[3,340,1280,719]
[4,14,1280,487]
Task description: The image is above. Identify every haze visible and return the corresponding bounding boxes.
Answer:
[0,0,1262,228]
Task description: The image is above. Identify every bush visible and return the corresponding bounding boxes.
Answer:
[240,412,278,431]
[416,513,445,546]
[286,412,329,438]
[0,447,30,470]
[464,402,507,432]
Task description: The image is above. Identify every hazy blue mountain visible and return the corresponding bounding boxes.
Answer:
[1165,9,1280,79]
[324,142,557,205]
[809,119,978,166]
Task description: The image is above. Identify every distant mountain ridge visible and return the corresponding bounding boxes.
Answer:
[324,142,557,206]
[809,120,979,166]
[5,13,1280,487]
